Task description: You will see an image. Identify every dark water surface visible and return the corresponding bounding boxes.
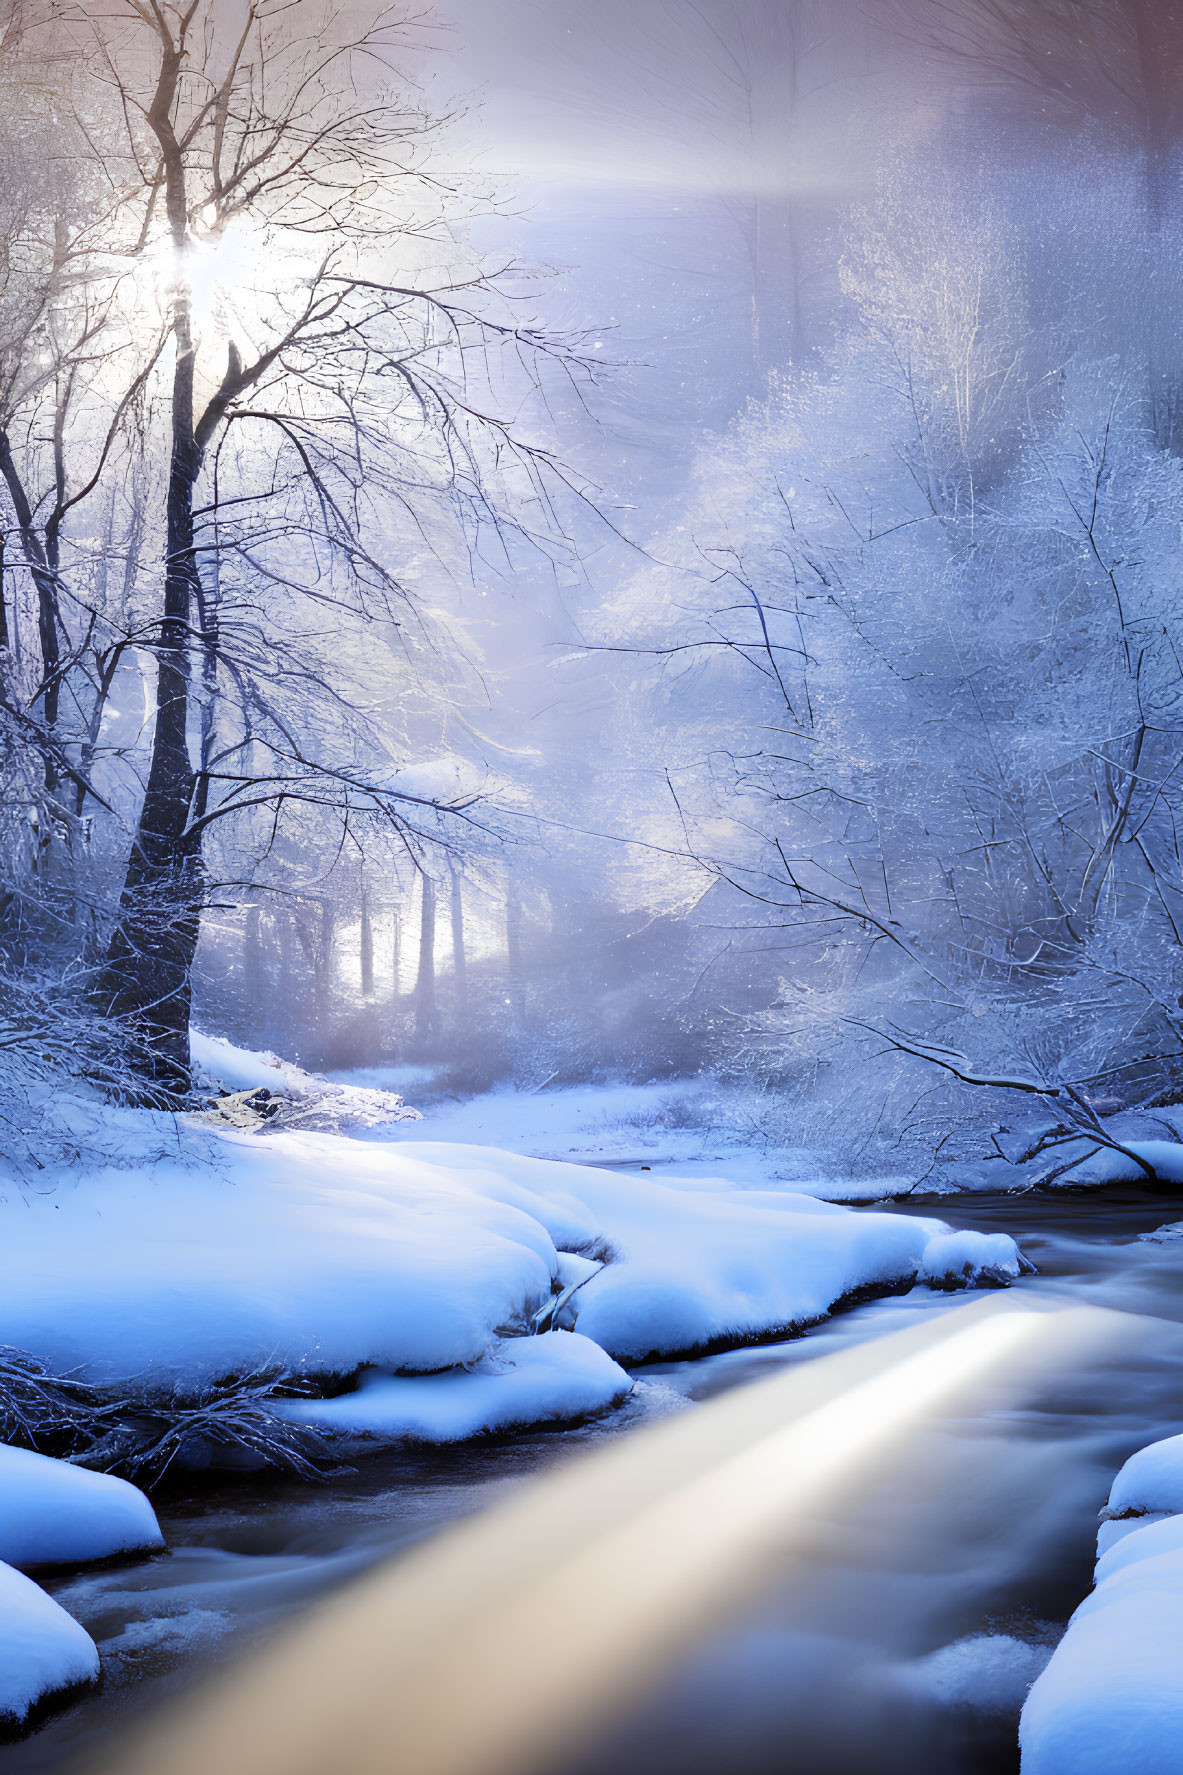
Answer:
[5,1185,1183,1775]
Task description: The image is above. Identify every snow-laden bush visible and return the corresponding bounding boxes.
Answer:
[593,151,1183,1168]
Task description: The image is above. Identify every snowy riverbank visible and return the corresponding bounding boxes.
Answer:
[0,1037,1039,1737]
[0,1110,1025,1395]
[0,1039,1031,1448]
[1021,1431,1183,1773]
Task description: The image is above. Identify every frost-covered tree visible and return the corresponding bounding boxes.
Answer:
[597,155,1183,1169]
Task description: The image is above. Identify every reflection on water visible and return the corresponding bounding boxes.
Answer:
[556,1188,1183,1775]
[5,1186,1183,1774]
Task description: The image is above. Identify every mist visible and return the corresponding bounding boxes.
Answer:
[169,0,1183,1192]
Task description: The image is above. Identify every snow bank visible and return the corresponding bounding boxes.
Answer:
[917,1230,1027,1289]
[279,1332,631,1443]
[0,1131,560,1385]
[329,1071,920,1199]
[1051,1139,1183,1186]
[1104,1432,1183,1518]
[0,1104,1026,1398]
[1094,1512,1183,1579]
[0,1561,99,1730]
[536,1169,1025,1363]
[0,1444,162,1570]
[1019,1561,1183,1773]
[1021,1434,1183,1773]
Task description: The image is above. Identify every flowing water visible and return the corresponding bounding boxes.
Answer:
[5,1185,1183,1774]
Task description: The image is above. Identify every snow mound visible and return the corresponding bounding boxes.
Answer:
[1095,1514,1171,1558]
[1095,1513,1183,1582]
[0,1110,1028,1396]
[278,1332,632,1443]
[1103,1431,1183,1519]
[0,1561,99,1730]
[0,1444,162,1570]
[1020,1557,1183,1773]
[533,1167,1026,1363]
[917,1230,1028,1289]
[1021,1431,1183,1772]
[1138,1220,1183,1244]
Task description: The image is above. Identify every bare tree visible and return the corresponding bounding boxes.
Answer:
[897,0,1183,448]
[0,1,595,1095]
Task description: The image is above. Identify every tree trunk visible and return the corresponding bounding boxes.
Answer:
[313,901,335,1033]
[95,313,201,1097]
[360,884,374,998]
[450,866,467,1021]
[0,529,9,653]
[415,872,436,1042]
[94,37,205,1099]
[243,902,264,1011]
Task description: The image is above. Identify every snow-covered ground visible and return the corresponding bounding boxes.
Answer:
[0,1037,1026,1426]
[323,1058,1183,1198]
[323,1066,914,1198]
[1020,1431,1183,1772]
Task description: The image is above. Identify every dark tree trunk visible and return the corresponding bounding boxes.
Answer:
[0,530,9,653]
[94,291,202,1097]
[93,31,206,1099]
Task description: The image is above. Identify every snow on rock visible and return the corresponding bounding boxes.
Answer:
[917,1230,1028,1289]
[1137,1220,1183,1244]
[0,1132,561,1385]
[1104,1431,1183,1519]
[0,1444,162,1570]
[1095,1514,1171,1559]
[278,1332,632,1444]
[190,1031,421,1134]
[190,1032,291,1095]
[0,1561,99,1731]
[0,1098,1027,1395]
[1021,1433,1183,1772]
[900,1634,1052,1715]
[526,1168,1027,1363]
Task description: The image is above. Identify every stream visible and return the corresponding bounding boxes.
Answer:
[5,1184,1183,1774]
